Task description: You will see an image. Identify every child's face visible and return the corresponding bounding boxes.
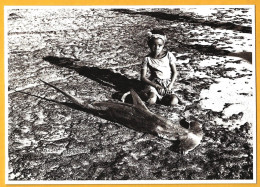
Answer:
[149,38,165,57]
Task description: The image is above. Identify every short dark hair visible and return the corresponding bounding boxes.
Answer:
[150,29,165,36]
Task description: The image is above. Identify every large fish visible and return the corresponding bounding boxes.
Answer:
[41,80,203,154]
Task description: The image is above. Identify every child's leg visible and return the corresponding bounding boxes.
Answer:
[143,85,159,105]
[169,94,178,106]
[147,92,157,105]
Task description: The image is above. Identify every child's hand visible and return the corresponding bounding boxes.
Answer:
[155,85,165,95]
[158,88,165,95]
[155,84,163,90]
[166,85,174,95]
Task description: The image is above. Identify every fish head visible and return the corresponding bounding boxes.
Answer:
[179,131,203,155]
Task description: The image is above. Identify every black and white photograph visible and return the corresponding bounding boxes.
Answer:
[5,6,256,183]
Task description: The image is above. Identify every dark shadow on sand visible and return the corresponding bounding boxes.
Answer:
[175,43,252,63]
[112,9,252,34]
[42,56,145,101]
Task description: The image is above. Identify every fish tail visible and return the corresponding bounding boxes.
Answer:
[40,80,91,108]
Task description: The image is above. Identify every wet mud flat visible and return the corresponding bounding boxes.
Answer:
[7,7,254,181]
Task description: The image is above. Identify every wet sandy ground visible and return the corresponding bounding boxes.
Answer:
[7,7,255,181]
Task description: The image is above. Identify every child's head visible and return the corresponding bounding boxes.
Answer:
[147,29,167,57]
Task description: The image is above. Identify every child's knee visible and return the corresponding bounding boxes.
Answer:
[147,93,157,105]
[170,95,178,106]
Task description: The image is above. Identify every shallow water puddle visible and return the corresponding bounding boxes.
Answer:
[200,75,254,128]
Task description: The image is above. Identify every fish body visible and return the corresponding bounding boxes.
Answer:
[41,80,203,154]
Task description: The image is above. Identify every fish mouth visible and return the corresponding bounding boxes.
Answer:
[167,129,203,155]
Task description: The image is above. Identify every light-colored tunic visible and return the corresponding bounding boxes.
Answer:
[141,51,177,98]
[142,51,177,80]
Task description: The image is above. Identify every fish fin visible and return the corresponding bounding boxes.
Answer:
[40,79,86,108]
[130,89,149,111]
[121,91,131,102]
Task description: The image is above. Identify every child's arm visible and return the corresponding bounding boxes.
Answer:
[168,61,178,90]
[141,63,164,90]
